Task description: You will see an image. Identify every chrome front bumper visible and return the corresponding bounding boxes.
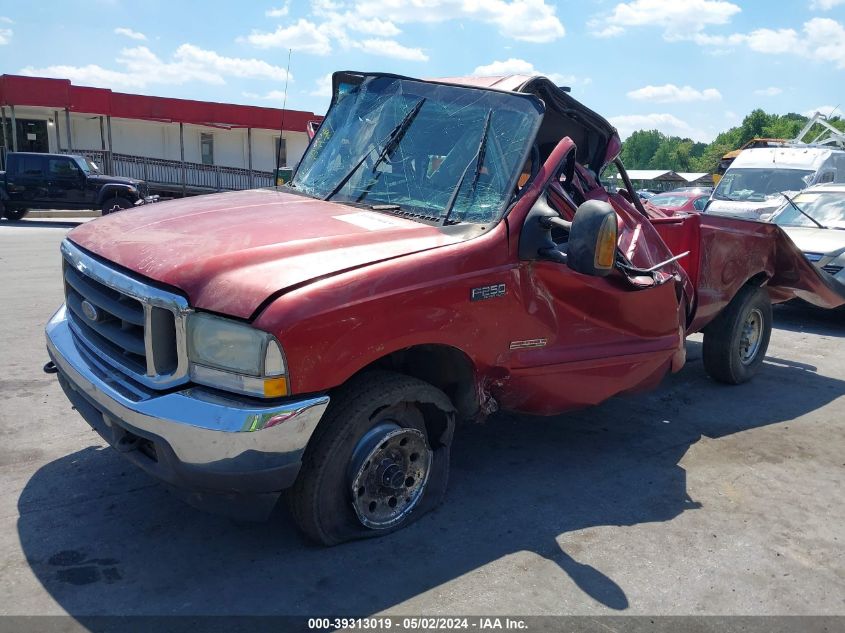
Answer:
[46,305,328,510]
[136,195,160,205]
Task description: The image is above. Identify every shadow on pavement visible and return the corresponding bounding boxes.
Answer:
[16,338,845,616]
[0,219,84,229]
[773,302,844,337]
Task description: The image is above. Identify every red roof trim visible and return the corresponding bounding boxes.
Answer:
[0,74,322,133]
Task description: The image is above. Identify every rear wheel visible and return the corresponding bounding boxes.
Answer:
[2,205,29,221]
[101,196,133,215]
[703,284,772,384]
[289,371,454,546]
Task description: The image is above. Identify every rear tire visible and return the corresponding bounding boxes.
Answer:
[101,196,133,215]
[289,371,454,546]
[2,206,29,221]
[703,284,772,384]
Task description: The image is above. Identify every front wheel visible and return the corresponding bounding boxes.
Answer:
[289,371,454,546]
[703,284,772,384]
[101,196,133,215]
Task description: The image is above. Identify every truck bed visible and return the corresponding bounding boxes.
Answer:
[651,212,845,333]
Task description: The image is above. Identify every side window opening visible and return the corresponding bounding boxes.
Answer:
[18,156,43,176]
[48,158,78,176]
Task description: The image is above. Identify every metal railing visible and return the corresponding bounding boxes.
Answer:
[62,149,274,192]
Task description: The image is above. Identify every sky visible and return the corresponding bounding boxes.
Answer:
[1,0,844,144]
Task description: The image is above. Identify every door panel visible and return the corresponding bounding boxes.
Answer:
[496,261,683,414]
[5,155,47,207]
[44,157,87,208]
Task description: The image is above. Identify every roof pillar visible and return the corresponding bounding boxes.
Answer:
[10,105,17,152]
[64,107,72,152]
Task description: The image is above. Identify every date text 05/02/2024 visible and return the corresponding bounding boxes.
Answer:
[307,617,528,630]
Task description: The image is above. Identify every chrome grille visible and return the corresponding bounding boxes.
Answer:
[61,239,190,389]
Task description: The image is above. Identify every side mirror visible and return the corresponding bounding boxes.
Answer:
[567,200,617,277]
[758,212,773,222]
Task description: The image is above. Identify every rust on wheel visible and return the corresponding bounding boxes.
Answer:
[348,423,432,530]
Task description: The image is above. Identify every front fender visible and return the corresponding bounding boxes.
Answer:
[96,184,139,205]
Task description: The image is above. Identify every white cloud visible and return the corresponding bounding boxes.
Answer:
[242,89,289,101]
[810,0,845,9]
[609,113,711,142]
[114,27,146,40]
[803,105,839,117]
[266,4,289,17]
[592,25,625,38]
[471,58,587,88]
[627,83,721,103]
[244,14,423,60]
[243,0,564,69]
[353,0,565,43]
[243,19,333,55]
[345,16,402,37]
[20,44,291,89]
[353,38,428,61]
[743,18,845,69]
[0,16,12,45]
[754,86,783,97]
[588,2,845,71]
[310,72,334,97]
[589,0,740,39]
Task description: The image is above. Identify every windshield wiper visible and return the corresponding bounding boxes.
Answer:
[323,97,427,202]
[780,192,827,229]
[441,109,493,226]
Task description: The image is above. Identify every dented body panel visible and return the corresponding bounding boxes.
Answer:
[63,73,845,419]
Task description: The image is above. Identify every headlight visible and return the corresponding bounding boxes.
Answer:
[186,312,288,398]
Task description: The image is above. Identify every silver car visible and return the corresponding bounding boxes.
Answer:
[767,183,845,284]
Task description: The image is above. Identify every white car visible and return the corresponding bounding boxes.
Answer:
[767,183,845,284]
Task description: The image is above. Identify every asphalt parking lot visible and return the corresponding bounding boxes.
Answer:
[0,217,843,618]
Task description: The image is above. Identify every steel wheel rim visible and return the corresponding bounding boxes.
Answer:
[349,423,432,530]
[739,308,764,365]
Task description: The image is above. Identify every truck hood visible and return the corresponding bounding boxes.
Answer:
[87,174,144,187]
[779,225,845,257]
[67,189,466,318]
[706,196,789,220]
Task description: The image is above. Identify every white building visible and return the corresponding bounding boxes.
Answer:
[0,74,323,194]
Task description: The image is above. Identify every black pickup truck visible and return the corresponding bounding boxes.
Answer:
[0,152,156,220]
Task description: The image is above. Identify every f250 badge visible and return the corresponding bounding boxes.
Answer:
[471,284,506,301]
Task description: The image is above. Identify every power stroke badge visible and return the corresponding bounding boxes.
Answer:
[471,283,506,302]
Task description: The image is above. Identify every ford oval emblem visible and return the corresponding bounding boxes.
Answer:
[80,300,100,322]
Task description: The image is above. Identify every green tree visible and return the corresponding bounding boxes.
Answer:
[620,129,664,168]
[617,109,845,175]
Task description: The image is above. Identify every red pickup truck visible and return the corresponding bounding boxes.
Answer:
[46,71,845,545]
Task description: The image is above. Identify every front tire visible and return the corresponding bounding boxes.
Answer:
[101,196,133,215]
[703,284,772,384]
[289,371,454,546]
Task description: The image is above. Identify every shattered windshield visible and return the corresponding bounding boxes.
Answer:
[292,76,542,224]
[713,167,813,202]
